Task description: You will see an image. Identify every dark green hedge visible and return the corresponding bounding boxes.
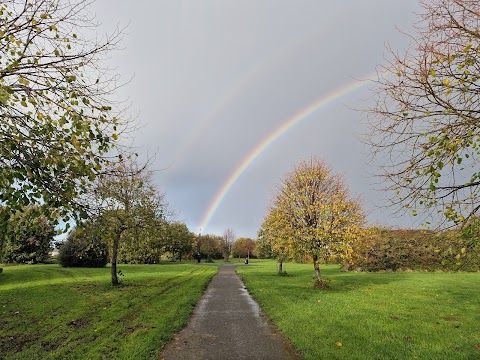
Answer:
[58,226,108,268]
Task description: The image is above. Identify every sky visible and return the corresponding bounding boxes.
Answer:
[90,0,422,238]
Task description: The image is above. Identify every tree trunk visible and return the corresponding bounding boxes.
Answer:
[111,232,120,286]
[179,251,182,262]
[278,258,283,274]
[312,254,323,286]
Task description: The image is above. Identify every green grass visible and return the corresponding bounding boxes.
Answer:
[0,262,218,359]
[237,260,480,360]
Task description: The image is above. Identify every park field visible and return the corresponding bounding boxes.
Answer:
[237,260,480,360]
[0,263,217,359]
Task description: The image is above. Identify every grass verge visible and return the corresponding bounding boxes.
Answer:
[237,260,480,360]
[0,263,217,359]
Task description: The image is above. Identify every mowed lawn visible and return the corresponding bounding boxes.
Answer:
[0,263,217,359]
[237,260,480,360]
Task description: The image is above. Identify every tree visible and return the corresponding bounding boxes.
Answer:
[254,230,275,259]
[0,0,125,223]
[259,207,296,274]
[89,159,165,285]
[117,222,164,264]
[231,237,256,259]
[266,158,365,287]
[220,228,236,262]
[0,206,54,264]
[198,234,222,262]
[163,222,194,261]
[367,0,480,227]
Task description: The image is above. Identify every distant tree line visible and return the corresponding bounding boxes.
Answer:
[57,220,195,268]
[0,202,197,268]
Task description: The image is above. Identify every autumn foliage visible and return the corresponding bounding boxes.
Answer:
[261,158,365,287]
[349,226,480,272]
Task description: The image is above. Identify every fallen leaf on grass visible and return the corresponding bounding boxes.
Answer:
[335,342,342,347]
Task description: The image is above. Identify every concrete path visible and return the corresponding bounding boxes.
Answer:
[160,264,302,360]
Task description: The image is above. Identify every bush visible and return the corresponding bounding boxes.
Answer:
[0,207,54,264]
[58,226,108,267]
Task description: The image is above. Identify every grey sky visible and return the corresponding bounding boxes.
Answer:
[91,0,421,238]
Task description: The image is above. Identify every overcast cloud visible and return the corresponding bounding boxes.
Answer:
[90,0,422,238]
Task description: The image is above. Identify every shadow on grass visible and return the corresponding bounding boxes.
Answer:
[241,263,408,293]
[326,271,407,293]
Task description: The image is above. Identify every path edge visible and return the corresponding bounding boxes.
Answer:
[157,264,220,355]
[234,266,305,360]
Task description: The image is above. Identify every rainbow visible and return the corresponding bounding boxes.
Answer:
[173,29,327,166]
[199,72,377,233]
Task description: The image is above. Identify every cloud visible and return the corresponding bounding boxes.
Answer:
[91,0,422,237]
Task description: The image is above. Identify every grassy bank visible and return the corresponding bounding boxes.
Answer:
[0,263,217,359]
[237,260,480,360]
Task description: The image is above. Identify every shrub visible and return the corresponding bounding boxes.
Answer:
[58,226,108,267]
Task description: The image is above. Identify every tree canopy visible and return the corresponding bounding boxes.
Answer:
[0,0,125,222]
[231,237,256,259]
[0,206,54,264]
[367,0,480,227]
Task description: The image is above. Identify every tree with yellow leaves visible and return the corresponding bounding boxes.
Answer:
[264,158,365,287]
[258,206,296,274]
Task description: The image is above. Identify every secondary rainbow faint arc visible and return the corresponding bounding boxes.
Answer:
[199,73,377,232]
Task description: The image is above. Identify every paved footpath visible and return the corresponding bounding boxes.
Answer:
[160,264,302,360]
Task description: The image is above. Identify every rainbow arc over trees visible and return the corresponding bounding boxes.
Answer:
[199,73,377,233]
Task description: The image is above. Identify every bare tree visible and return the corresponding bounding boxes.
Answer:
[221,228,236,262]
[366,0,480,228]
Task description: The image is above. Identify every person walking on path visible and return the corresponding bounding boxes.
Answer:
[160,264,302,360]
